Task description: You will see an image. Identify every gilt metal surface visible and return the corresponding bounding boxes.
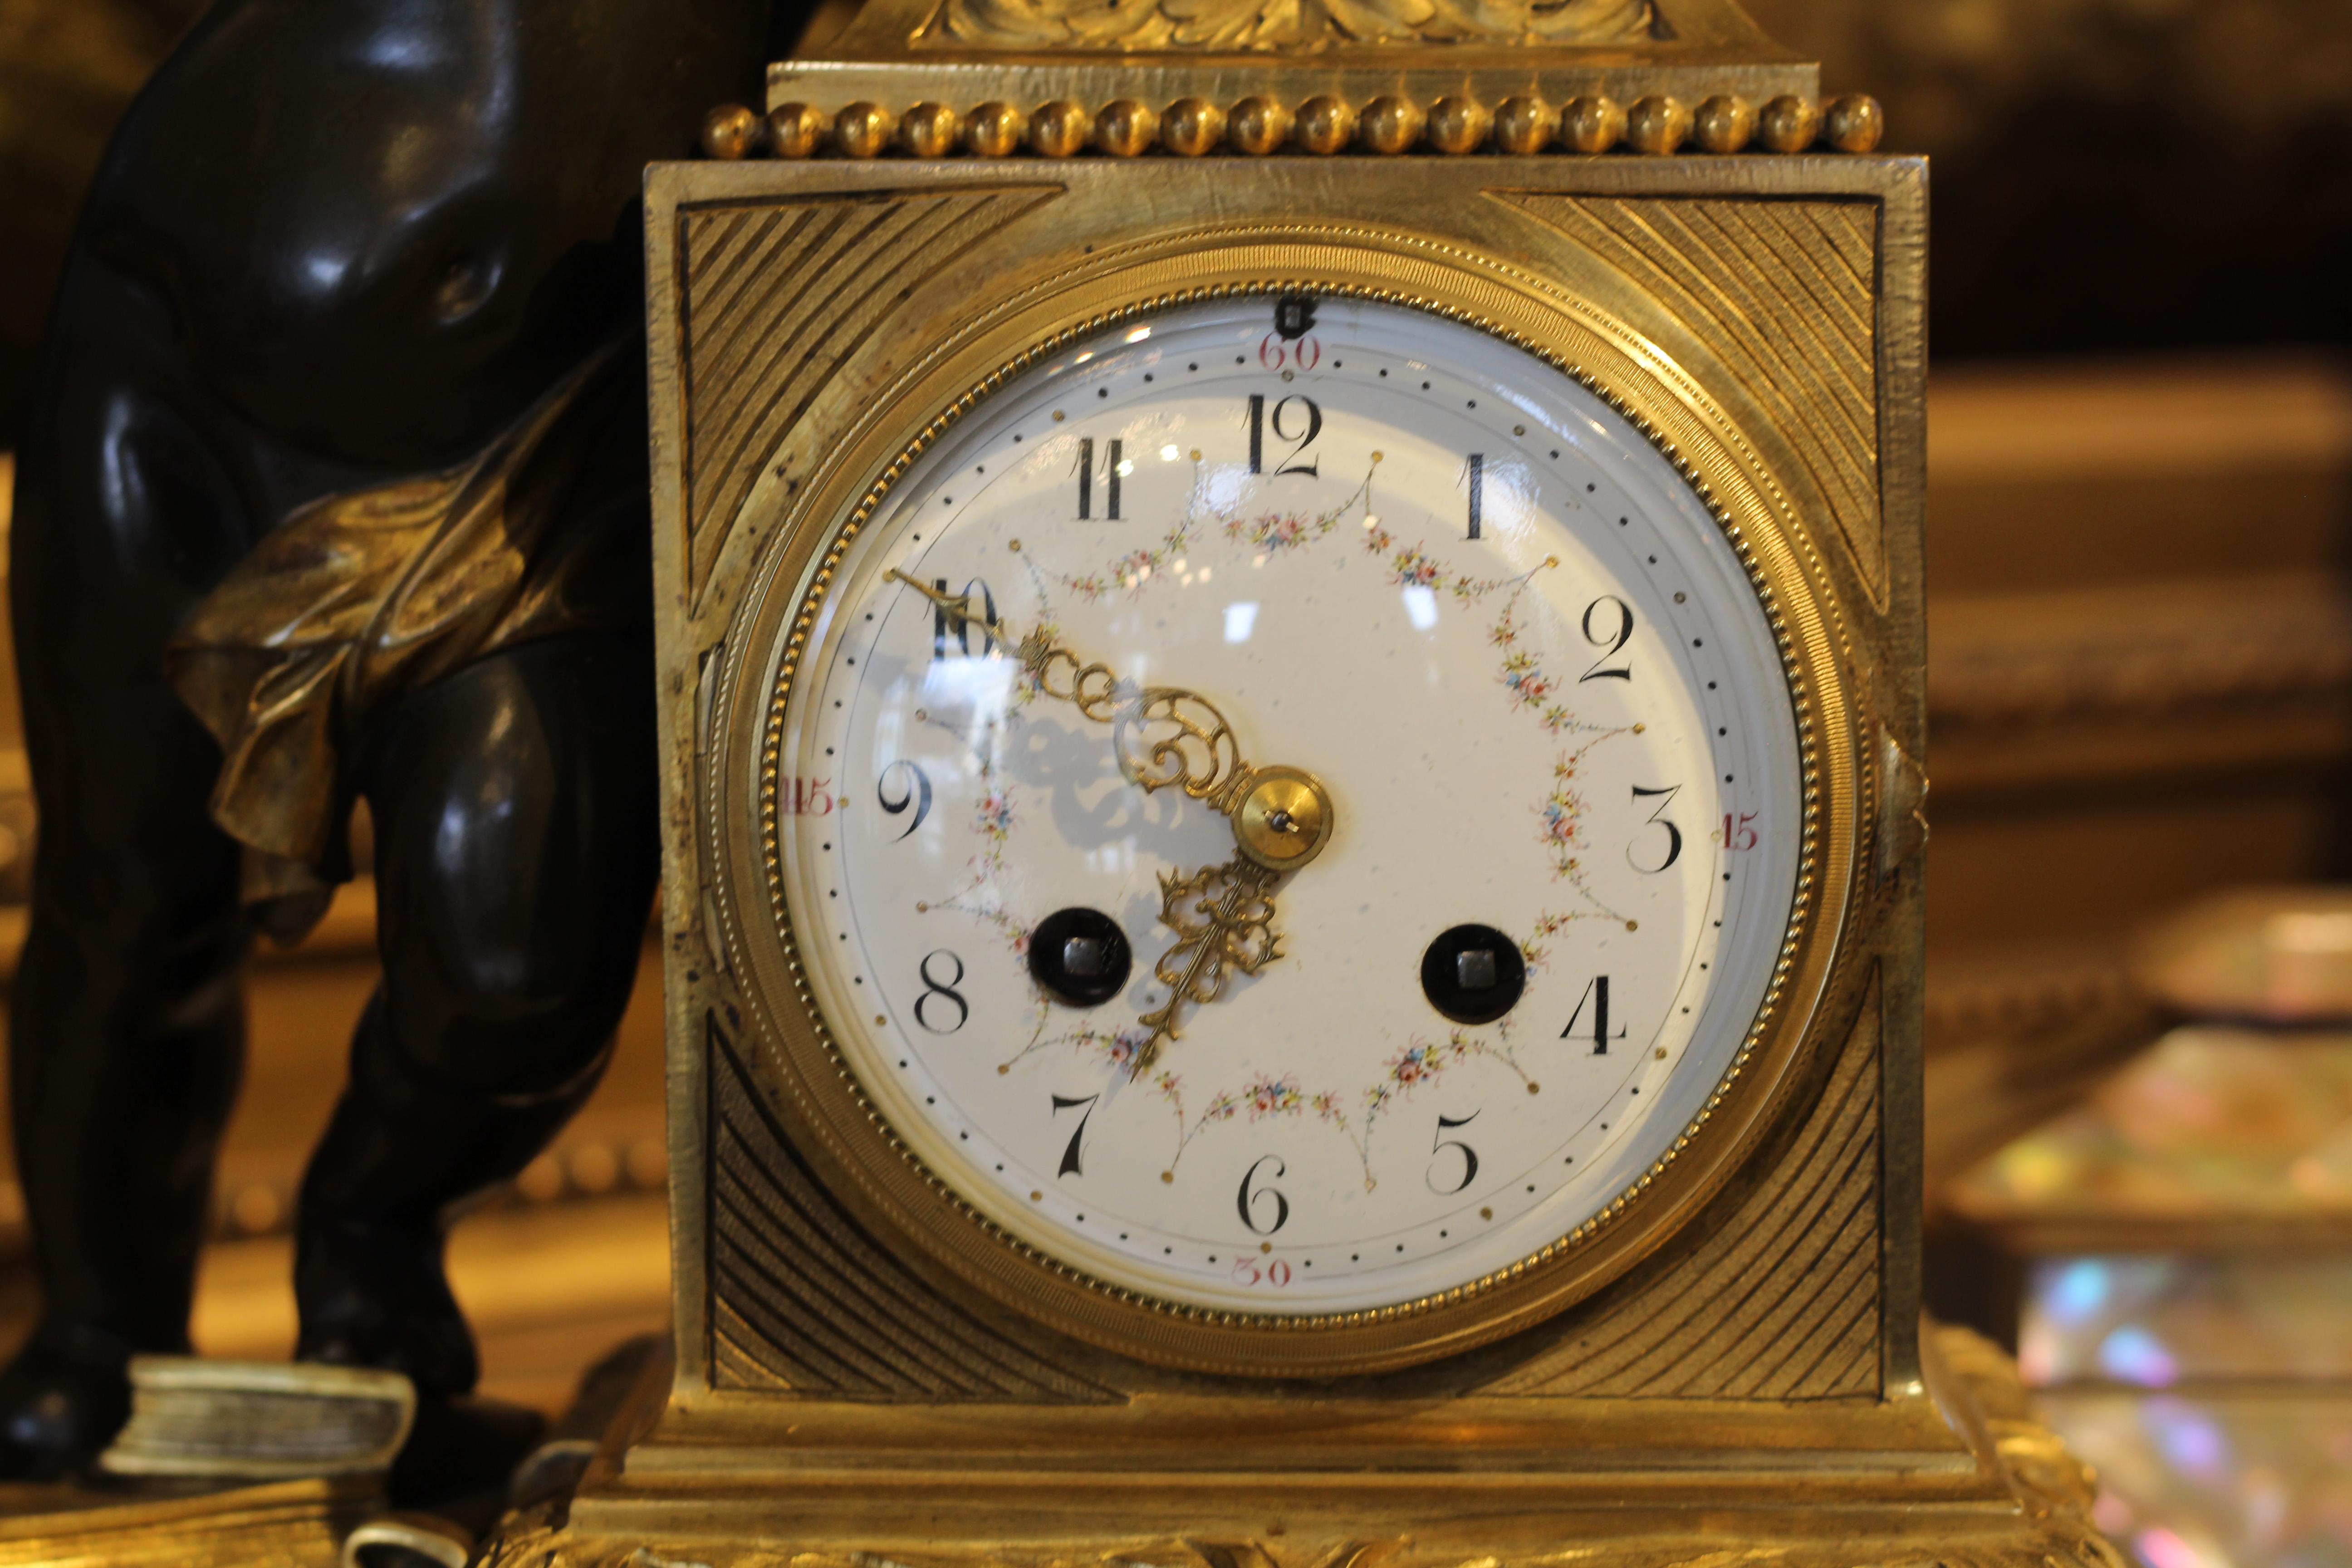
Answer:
[681,216,1862,1376]
[785,0,1816,113]
[645,152,1923,1364]
[498,1328,2120,1568]
[523,11,2070,1554]
[0,1477,373,1568]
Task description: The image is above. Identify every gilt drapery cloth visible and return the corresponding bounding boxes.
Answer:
[163,338,647,943]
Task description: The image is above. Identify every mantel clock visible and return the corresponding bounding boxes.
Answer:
[494,4,2115,1563]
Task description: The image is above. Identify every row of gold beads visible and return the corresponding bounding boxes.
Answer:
[701,92,1884,162]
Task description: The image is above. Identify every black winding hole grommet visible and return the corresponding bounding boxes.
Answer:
[1420,923,1527,1025]
[1028,907,1132,1007]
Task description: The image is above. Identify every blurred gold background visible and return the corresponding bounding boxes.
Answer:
[1,0,2350,1418]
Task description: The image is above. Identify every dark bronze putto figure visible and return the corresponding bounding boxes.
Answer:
[3,0,794,1481]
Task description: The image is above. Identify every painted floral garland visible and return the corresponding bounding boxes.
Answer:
[916,456,1637,1190]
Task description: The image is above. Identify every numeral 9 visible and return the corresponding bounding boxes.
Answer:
[876,760,932,840]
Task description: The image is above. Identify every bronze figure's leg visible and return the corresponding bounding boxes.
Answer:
[0,0,791,1487]
[0,270,261,1478]
[293,630,659,1415]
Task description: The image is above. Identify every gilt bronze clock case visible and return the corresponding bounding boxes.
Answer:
[519,7,2107,1566]
[689,205,1892,1373]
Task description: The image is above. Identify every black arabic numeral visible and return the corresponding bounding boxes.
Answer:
[1581,595,1634,681]
[1428,1111,1481,1195]
[930,578,999,660]
[1629,784,1682,872]
[876,760,933,841]
[1075,438,1122,520]
[914,950,969,1033]
[1236,1154,1289,1235]
[1563,975,1629,1054]
[1245,394,1321,478]
[1271,395,1321,477]
[1052,1093,1099,1177]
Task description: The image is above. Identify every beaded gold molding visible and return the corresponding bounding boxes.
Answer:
[700,91,1885,162]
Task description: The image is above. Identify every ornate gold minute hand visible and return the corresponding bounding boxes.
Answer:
[888,568,1257,811]
[1130,856,1280,1077]
[886,568,1336,1074]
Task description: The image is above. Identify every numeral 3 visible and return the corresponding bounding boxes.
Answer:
[1629,784,1682,872]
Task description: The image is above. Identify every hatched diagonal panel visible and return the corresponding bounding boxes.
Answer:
[706,1014,1121,1401]
[1506,195,1883,601]
[677,188,1060,607]
[1485,973,1883,1399]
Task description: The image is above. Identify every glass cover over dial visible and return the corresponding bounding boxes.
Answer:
[768,295,1802,1316]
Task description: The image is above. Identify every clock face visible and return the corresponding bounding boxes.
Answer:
[765,294,1802,1318]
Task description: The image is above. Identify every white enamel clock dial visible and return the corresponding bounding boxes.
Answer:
[769,295,1802,1316]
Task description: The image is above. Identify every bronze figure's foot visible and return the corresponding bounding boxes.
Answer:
[0,1318,145,1480]
[390,1394,549,1518]
[295,1214,480,1401]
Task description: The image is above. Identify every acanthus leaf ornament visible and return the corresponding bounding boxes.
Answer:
[926,0,1653,50]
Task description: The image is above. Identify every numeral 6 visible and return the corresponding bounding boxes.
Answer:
[1236,1153,1290,1235]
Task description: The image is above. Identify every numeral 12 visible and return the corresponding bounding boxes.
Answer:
[1245,395,1321,478]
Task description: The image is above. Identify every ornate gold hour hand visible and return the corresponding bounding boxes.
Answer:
[888,568,1337,1072]
[1130,855,1283,1078]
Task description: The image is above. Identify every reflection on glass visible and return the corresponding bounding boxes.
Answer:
[1992,1034,2352,1568]
[2040,1391,2352,1568]
[1957,1031,2352,1224]
[2024,1255,2352,1387]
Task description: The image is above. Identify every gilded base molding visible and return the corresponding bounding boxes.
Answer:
[477,1325,2124,1568]
[0,1475,374,1568]
[488,1528,2121,1568]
